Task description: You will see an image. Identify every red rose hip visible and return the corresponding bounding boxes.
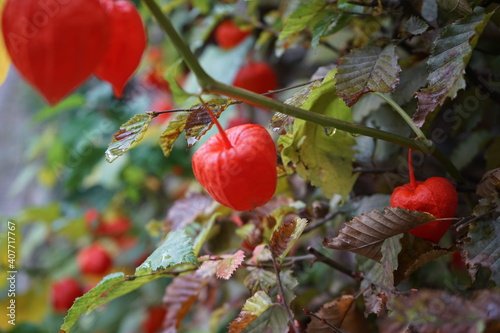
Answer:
[192,123,277,211]
[390,150,458,243]
[77,243,113,276]
[233,62,278,95]
[215,19,251,49]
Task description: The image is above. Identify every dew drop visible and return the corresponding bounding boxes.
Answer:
[324,127,337,136]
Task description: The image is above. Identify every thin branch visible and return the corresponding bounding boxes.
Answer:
[454,209,497,231]
[271,255,299,333]
[303,211,340,234]
[307,247,362,281]
[303,309,346,333]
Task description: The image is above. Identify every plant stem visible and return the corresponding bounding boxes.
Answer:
[198,96,232,149]
[271,255,299,333]
[373,92,427,140]
[142,0,464,183]
[408,149,417,186]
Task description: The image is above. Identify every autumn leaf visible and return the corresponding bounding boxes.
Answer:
[105,114,153,163]
[323,207,435,262]
[269,218,308,263]
[335,44,401,106]
[476,168,500,198]
[165,193,214,231]
[306,295,368,333]
[216,250,246,280]
[414,8,495,127]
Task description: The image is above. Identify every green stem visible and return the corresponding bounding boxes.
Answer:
[142,0,464,183]
[373,92,427,140]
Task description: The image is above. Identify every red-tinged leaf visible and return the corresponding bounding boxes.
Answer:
[306,295,369,333]
[106,114,153,163]
[228,291,288,333]
[165,193,214,231]
[414,8,494,127]
[216,250,246,280]
[159,112,189,158]
[163,272,211,331]
[380,289,500,332]
[465,216,500,284]
[269,218,308,263]
[335,44,401,106]
[323,207,435,262]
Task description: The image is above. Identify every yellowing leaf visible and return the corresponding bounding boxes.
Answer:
[280,70,358,200]
[269,218,308,263]
[106,114,153,163]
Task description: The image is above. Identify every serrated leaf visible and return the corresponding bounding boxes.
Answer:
[279,0,329,41]
[436,0,472,15]
[381,289,500,332]
[216,250,246,280]
[306,295,368,333]
[136,230,197,274]
[394,233,453,284]
[228,291,288,333]
[465,216,500,284]
[404,16,429,35]
[271,80,321,135]
[184,98,233,147]
[105,114,153,163]
[244,269,277,295]
[159,112,189,158]
[414,8,495,127]
[476,168,500,198]
[335,44,401,106]
[280,70,358,200]
[269,218,308,263]
[163,271,211,331]
[323,207,435,262]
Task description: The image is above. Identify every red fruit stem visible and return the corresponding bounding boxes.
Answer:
[408,149,417,187]
[200,99,232,149]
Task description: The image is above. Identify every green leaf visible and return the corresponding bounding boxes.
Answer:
[244,269,277,295]
[228,291,288,333]
[335,44,401,106]
[450,130,492,170]
[414,8,495,127]
[279,0,329,41]
[280,70,358,200]
[269,218,308,263]
[105,114,153,163]
[33,94,85,122]
[136,230,198,274]
[465,216,500,284]
[279,269,299,307]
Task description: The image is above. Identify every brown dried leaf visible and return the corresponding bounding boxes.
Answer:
[184,98,233,147]
[269,218,308,262]
[394,233,454,284]
[335,44,401,106]
[477,168,500,198]
[162,272,210,331]
[380,289,500,333]
[306,295,369,333]
[323,207,435,262]
[165,193,214,231]
[216,250,246,280]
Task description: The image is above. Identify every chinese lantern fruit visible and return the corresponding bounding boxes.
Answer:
[233,62,278,95]
[215,19,251,49]
[77,243,113,276]
[51,277,83,313]
[142,306,167,333]
[390,150,458,243]
[1,0,111,104]
[94,0,146,98]
[192,123,277,211]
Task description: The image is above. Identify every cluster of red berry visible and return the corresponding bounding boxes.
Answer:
[2,0,146,104]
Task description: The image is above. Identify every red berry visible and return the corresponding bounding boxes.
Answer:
[233,62,278,95]
[142,306,167,333]
[94,0,146,98]
[215,20,251,49]
[390,150,458,243]
[99,216,131,238]
[77,243,113,276]
[51,277,83,313]
[1,0,111,104]
[192,124,277,211]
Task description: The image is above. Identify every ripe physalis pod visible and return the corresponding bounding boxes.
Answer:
[1,0,111,104]
[192,114,277,211]
[94,0,146,98]
[390,149,458,243]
